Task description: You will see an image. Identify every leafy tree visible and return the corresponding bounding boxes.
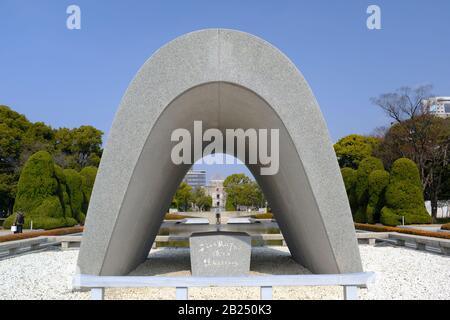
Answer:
[375,116,450,221]
[22,122,54,147]
[0,174,17,217]
[54,126,103,169]
[172,182,192,212]
[0,106,33,215]
[0,105,103,216]
[372,85,450,221]
[334,135,380,169]
[223,174,266,210]
[440,165,450,200]
[240,181,265,208]
[192,187,212,211]
[223,174,251,211]
[71,126,103,168]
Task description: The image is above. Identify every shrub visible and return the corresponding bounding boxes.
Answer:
[13,151,58,213]
[353,207,367,224]
[80,166,97,213]
[54,165,74,220]
[354,157,384,204]
[341,168,357,210]
[3,214,14,229]
[384,181,424,210]
[3,151,77,230]
[380,207,402,226]
[380,158,431,226]
[367,170,390,223]
[334,134,380,169]
[437,218,450,224]
[64,169,85,224]
[442,223,450,231]
[390,158,422,186]
[352,157,384,222]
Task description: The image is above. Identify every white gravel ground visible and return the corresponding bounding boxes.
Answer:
[0,245,449,300]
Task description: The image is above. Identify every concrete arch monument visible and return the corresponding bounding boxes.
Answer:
[77,29,362,276]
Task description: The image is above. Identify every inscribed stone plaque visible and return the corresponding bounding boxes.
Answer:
[189,231,251,276]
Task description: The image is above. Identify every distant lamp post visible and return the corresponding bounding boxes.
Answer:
[215,207,221,225]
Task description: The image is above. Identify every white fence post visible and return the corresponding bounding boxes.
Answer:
[91,288,104,300]
[176,287,188,300]
[260,286,273,300]
[343,286,358,300]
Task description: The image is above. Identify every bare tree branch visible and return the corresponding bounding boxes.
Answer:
[371,85,434,123]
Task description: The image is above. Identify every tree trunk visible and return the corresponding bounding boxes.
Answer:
[7,199,14,216]
[431,194,438,223]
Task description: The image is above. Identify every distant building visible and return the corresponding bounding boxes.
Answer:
[206,179,227,209]
[183,170,206,188]
[423,97,450,118]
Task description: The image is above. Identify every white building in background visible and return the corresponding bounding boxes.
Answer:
[423,97,450,118]
[183,170,207,188]
[206,179,227,210]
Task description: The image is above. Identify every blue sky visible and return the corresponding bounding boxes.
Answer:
[1,0,449,181]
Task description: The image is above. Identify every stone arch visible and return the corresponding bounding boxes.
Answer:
[77,29,362,276]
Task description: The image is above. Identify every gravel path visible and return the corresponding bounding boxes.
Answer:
[0,245,449,300]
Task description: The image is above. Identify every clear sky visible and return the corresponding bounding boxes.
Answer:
[1,0,449,181]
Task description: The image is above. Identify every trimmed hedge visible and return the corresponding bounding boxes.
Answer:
[380,158,431,226]
[3,151,78,230]
[441,223,450,231]
[64,169,86,224]
[0,226,84,243]
[353,157,384,223]
[341,167,357,210]
[54,165,75,221]
[390,158,422,186]
[367,170,390,224]
[80,166,97,214]
[253,213,274,219]
[11,151,58,214]
[355,223,450,240]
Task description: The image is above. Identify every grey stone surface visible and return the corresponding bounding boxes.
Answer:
[227,218,253,224]
[182,218,209,225]
[77,29,362,276]
[189,232,251,276]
